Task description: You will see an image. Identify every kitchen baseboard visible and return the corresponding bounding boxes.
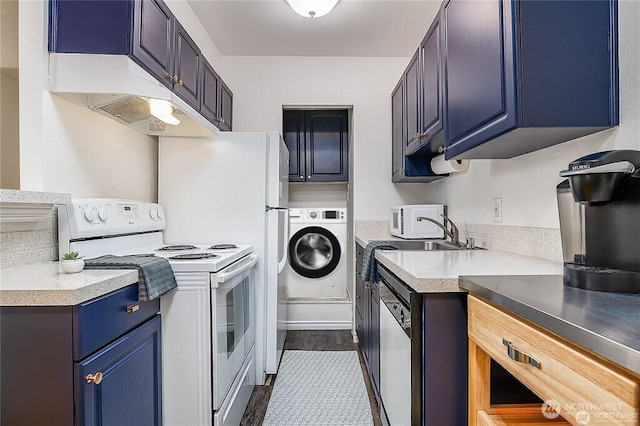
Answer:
[286,320,353,330]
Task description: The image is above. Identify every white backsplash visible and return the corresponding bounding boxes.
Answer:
[355,220,562,262]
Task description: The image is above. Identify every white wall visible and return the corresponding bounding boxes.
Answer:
[1,72,20,189]
[422,0,640,229]
[221,56,434,219]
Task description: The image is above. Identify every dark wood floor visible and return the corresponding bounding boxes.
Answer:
[240,330,382,425]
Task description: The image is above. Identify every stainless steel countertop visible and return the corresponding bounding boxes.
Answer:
[460,275,640,376]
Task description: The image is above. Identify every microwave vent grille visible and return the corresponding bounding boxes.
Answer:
[400,209,404,234]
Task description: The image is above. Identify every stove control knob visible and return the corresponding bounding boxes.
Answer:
[150,209,160,220]
[157,209,164,220]
[84,206,98,223]
[98,207,109,222]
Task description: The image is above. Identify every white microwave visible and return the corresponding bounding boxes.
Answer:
[390,205,445,239]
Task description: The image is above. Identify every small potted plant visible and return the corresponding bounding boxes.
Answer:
[60,251,85,274]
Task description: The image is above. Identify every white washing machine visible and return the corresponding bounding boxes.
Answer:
[286,208,348,299]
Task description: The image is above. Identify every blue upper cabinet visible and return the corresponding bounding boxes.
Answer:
[407,12,445,156]
[49,0,232,130]
[392,56,446,183]
[132,0,174,88]
[218,80,233,132]
[404,50,421,154]
[283,110,349,183]
[172,21,201,111]
[442,0,619,159]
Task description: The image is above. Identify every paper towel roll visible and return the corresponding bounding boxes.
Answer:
[430,154,469,175]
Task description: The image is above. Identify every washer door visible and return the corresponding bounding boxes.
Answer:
[289,226,342,279]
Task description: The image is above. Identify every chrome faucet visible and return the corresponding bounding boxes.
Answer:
[417,214,461,247]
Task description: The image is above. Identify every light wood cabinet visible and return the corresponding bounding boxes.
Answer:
[468,295,640,426]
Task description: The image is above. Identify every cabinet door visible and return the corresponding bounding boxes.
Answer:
[362,282,371,366]
[200,60,220,126]
[132,0,174,88]
[404,49,421,154]
[391,78,405,182]
[218,80,233,131]
[418,14,443,150]
[75,316,162,426]
[369,283,380,392]
[443,0,517,158]
[283,110,306,182]
[173,20,201,111]
[305,110,349,182]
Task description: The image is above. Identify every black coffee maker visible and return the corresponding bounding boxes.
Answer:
[557,150,640,292]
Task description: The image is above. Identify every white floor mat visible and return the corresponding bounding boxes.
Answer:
[262,350,374,426]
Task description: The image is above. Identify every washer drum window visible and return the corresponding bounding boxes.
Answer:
[289,226,342,279]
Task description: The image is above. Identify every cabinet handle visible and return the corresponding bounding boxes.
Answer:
[168,75,178,83]
[502,338,541,368]
[221,118,225,124]
[299,175,304,180]
[85,372,103,385]
[126,304,140,313]
[364,283,371,289]
[178,79,183,86]
[307,176,311,180]
[438,145,448,154]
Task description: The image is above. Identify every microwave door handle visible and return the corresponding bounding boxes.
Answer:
[216,254,258,283]
[277,210,289,273]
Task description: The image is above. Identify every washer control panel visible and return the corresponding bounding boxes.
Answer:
[304,208,347,224]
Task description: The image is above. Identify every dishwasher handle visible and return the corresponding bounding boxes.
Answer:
[379,281,411,336]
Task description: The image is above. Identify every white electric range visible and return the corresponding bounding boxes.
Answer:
[58,198,257,426]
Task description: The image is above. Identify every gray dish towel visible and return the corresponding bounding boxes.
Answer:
[84,255,178,301]
[361,241,397,283]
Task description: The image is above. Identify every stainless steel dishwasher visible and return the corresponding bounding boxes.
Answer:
[378,265,423,425]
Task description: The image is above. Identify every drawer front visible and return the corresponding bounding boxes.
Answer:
[468,295,639,426]
[73,284,161,360]
[476,409,571,426]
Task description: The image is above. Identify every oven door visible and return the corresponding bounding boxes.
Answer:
[210,253,258,410]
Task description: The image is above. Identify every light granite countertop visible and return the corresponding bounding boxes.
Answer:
[0,262,138,306]
[374,249,563,293]
[0,189,71,205]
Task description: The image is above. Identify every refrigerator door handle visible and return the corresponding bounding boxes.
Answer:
[277,209,289,273]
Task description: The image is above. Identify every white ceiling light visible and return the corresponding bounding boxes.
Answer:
[149,98,180,126]
[285,0,339,18]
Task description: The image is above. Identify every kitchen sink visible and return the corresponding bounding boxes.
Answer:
[376,240,467,251]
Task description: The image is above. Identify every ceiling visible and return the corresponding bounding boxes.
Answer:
[187,0,442,57]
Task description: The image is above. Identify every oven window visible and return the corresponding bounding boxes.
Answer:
[225,276,250,358]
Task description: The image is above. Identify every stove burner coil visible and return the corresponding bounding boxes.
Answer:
[168,253,220,260]
[208,244,238,250]
[157,245,198,251]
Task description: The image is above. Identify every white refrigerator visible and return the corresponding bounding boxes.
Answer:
[158,131,289,383]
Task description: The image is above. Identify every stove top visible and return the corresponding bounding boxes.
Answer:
[140,243,253,273]
[169,253,220,260]
[157,245,198,251]
[208,244,238,250]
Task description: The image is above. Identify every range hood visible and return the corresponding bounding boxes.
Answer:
[48,53,217,137]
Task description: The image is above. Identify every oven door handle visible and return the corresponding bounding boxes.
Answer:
[215,254,258,283]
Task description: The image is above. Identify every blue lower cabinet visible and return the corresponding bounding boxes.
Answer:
[0,284,162,425]
[76,315,162,426]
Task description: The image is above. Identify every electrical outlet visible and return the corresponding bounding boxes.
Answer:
[493,197,503,222]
